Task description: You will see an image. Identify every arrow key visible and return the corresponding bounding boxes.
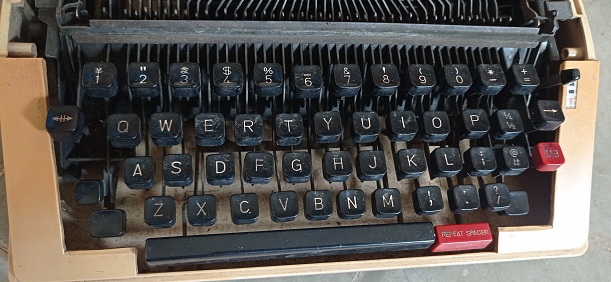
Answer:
[46,105,85,142]
[529,100,565,131]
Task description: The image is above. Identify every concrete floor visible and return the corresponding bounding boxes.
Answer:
[1,0,610,281]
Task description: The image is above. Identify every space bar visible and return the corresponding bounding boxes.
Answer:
[145,223,435,266]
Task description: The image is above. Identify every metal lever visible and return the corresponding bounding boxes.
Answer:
[536,68,580,90]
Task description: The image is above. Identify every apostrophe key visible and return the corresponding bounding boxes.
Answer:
[107,113,141,148]
[213,63,244,97]
[253,63,283,97]
[292,65,323,99]
[169,62,201,98]
[331,64,362,97]
[46,105,85,142]
[82,62,118,98]
[128,62,161,97]
[369,64,400,97]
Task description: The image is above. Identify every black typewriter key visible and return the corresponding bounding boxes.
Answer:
[292,65,323,99]
[304,190,333,220]
[235,114,263,146]
[356,150,387,181]
[331,64,362,97]
[322,150,352,182]
[75,180,104,205]
[372,188,402,218]
[480,183,511,212]
[498,191,529,216]
[413,186,444,215]
[123,156,156,189]
[429,147,463,178]
[269,191,299,222]
[90,209,126,238]
[460,109,490,139]
[213,62,244,97]
[128,62,161,97]
[162,154,193,187]
[495,146,529,176]
[231,193,259,224]
[475,64,506,95]
[186,195,217,226]
[313,111,342,143]
[370,64,400,97]
[195,113,225,147]
[169,62,201,98]
[206,153,235,186]
[448,185,480,214]
[529,100,565,131]
[421,111,451,143]
[253,63,283,97]
[243,152,274,184]
[439,64,472,96]
[463,147,497,177]
[386,110,418,142]
[490,109,524,140]
[150,112,182,146]
[107,113,141,148]
[508,64,540,95]
[144,196,176,228]
[82,62,118,98]
[275,113,304,146]
[351,111,380,143]
[395,148,427,180]
[406,64,436,96]
[282,152,312,183]
[45,105,84,142]
[337,189,366,219]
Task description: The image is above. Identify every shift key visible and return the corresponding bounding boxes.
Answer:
[431,222,493,252]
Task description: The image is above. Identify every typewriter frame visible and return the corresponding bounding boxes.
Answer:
[0,0,599,280]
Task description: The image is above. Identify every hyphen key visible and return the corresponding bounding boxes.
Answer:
[431,222,493,253]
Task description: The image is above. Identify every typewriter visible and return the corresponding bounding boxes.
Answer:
[0,0,599,280]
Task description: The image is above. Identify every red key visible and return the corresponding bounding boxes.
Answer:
[431,222,493,253]
[531,142,565,172]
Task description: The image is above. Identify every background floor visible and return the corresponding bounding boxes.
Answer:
[1,0,610,281]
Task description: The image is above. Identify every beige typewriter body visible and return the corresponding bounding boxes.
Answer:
[0,0,599,280]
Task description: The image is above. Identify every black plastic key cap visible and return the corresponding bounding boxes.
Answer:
[322,151,352,182]
[282,152,312,183]
[75,180,104,205]
[429,147,463,178]
[448,185,480,214]
[206,153,235,186]
[495,146,529,176]
[213,63,244,97]
[529,100,565,131]
[186,195,217,226]
[463,147,496,177]
[439,64,472,96]
[351,111,380,143]
[194,113,225,147]
[337,189,366,219]
[480,183,511,212]
[90,209,126,238]
[313,111,342,143]
[370,64,400,97]
[395,148,427,179]
[230,193,259,224]
[372,188,402,218]
[162,154,193,187]
[304,190,333,220]
[413,186,444,215]
[46,105,84,142]
[292,65,323,99]
[145,223,435,265]
[356,150,386,181]
[107,113,141,148]
[490,109,524,140]
[150,112,182,146]
[275,113,304,146]
[508,64,540,95]
[460,109,490,139]
[128,62,161,97]
[235,114,263,146]
[475,64,506,95]
[144,196,176,228]
[169,62,201,98]
[331,64,362,97]
[82,62,118,98]
[243,152,274,184]
[386,111,418,142]
[253,63,283,97]
[123,156,156,189]
[406,64,436,96]
[498,191,529,216]
[269,191,299,222]
[421,111,451,142]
